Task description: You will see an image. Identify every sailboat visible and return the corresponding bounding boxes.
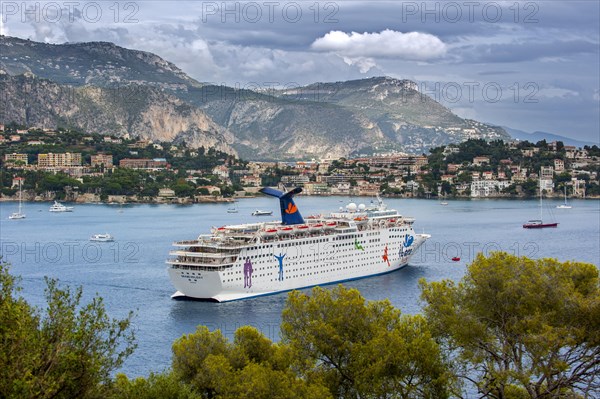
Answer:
[8,178,26,220]
[556,186,572,209]
[523,179,558,228]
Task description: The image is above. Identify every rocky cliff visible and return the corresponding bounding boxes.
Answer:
[0,73,236,155]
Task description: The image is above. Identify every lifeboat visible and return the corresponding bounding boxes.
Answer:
[277,226,294,235]
[324,222,336,229]
[295,225,309,233]
[213,226,227,234]
[309,223,323,232]
[261,228,278,237]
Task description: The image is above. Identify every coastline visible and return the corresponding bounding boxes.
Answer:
[1,193,598,204]
[0,193,237,204]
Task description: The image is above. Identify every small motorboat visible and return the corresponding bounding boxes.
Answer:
[251,210,272,216]
[49,201,74,212]
[90,233,114,242]
[451,257,460,262]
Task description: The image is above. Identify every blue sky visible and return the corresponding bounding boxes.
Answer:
[1,1,599,142]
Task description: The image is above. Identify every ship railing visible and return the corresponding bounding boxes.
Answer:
[179,244,242,254]
[169,250,240,259]
[174,239,251,249]
[167,263,234,272]
[167,258,235,268]
[177,256,236,265]
[173,240,200,246]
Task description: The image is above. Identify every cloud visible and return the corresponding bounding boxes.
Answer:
[342,57,377,73]
[537,87,580,99]
[2,0,598,142]
[311,29,447,61]
[456,40,599,64]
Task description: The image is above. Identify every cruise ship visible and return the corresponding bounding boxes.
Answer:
[166,187,430,302]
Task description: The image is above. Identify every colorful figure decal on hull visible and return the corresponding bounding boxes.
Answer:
[400,234,414,257]
[382,245,391,267]
[274,253,286,281]
[354,238,365,251]
[243,257,253,288]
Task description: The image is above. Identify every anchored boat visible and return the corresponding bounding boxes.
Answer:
[167,187,429,302]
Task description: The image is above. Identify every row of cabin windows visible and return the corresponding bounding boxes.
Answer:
[277,238,329,248]
[220,256,399,285]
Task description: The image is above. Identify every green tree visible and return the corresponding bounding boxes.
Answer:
[420,252,600,399]
[172,182,195,197]
[171,325,330,399]
[441,181,452,195]
[109,372,197,399]
[0,262,136,399]
[520,179,538,197]
[281,285,451,399]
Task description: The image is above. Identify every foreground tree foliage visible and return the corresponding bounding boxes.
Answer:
[171,325,332,399]
[0,261,136,399]
[166,286,451,399]
[420,252,600,399]
[109,373,197,399]
[280,285,452,399]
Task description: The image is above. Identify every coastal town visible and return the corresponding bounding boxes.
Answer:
[1,123,599,203]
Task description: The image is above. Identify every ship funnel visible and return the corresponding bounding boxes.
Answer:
[259,187,305,225]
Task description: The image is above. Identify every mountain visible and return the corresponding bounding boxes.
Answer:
[0,73,236,154]
[273,77,508,153]
[0,35,200,90]
[503,126,598,148]
[180,78,509,159]
[179,85,386,160]
[0,35,510,159]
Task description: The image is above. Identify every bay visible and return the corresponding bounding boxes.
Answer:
[1,197,599,376]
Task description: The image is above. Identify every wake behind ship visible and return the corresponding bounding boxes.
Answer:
[166,187,430,302]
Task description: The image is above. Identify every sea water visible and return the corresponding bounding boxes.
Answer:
[1,197,598,376]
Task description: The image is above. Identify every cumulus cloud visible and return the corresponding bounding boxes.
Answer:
[342,57,377,73]
[311,29,447,61]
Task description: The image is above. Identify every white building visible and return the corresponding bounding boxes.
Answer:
[470,180,511,197]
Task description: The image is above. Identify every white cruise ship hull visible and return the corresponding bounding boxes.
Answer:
[168,230,429,302]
